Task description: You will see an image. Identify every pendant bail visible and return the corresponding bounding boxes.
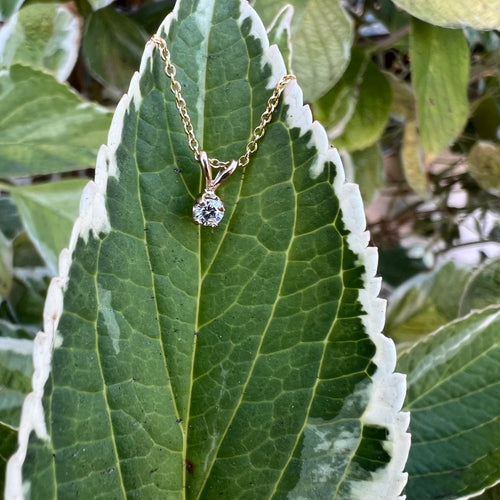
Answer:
[199,151,238,192]
[193,152,238,227]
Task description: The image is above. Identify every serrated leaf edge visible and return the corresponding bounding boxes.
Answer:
[6,1,410,497]
[243,3,410,497]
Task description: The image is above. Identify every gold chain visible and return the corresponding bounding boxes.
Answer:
[149,35,296,169]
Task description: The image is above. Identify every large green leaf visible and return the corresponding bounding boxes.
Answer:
[399,306,500,499]
[410,19,470,159]
[393,0,500,29]
[9,179,87,274]
[6,1,409,498]
[0,65,112,178]
[253,0,354,102]
[0,3,80,82]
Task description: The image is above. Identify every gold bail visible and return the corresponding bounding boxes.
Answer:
[199,151,213,191]
[199,151,237,192]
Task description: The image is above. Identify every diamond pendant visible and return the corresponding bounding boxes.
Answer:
[192,151,238,227]
[193,191,225,227]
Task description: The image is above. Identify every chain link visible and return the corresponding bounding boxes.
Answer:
[149,35,295,169]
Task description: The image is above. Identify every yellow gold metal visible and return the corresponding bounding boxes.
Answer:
[148,35,296,170]
[148,35,296,227]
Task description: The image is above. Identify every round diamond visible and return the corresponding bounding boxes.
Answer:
[192,191,225,227]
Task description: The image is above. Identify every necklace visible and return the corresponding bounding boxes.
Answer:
[149,35,296,227]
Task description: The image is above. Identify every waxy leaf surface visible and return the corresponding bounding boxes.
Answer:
[8,1,409,498]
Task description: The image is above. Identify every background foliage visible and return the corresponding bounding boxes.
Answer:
[0,0,499,498]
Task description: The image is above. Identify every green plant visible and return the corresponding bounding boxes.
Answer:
[0,0,499,499]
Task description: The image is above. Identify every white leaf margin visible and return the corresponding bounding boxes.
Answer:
[4,1,410,498]
[0,4,80,82]
[266,4,294,72]
[243,2,410,498]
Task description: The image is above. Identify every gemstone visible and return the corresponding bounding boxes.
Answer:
[192,191,225,227]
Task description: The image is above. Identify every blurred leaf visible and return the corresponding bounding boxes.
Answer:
[386,261,472,345]
[386,72,415,121]
[343,143,385,206]
[460,256,500,315]
[401,120,427,197]
[0,64,111,178]
[410,19,469,159]
[0,3,80,82]
[9,179,86,274]
[0,231,13,298]
[0,266,50,327]
[393,0,500,29]
[0,421,17,493]
[334,58,392,151]
[314,49,365,136]
[130,0,176,34]
[399,306,500,500]
[87,0,114,11]
[368,0,410,32]
[378,246,427,287]
[0,197,22,240]
[82,7,147,94]
[267,5,293,73]
[467,141,500,196]
[0,336,33,428]
[11,232,44,269]
[472,96,500,141]
[253,0,354,101]
[0,318,37,340]
[0,0,23,21]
